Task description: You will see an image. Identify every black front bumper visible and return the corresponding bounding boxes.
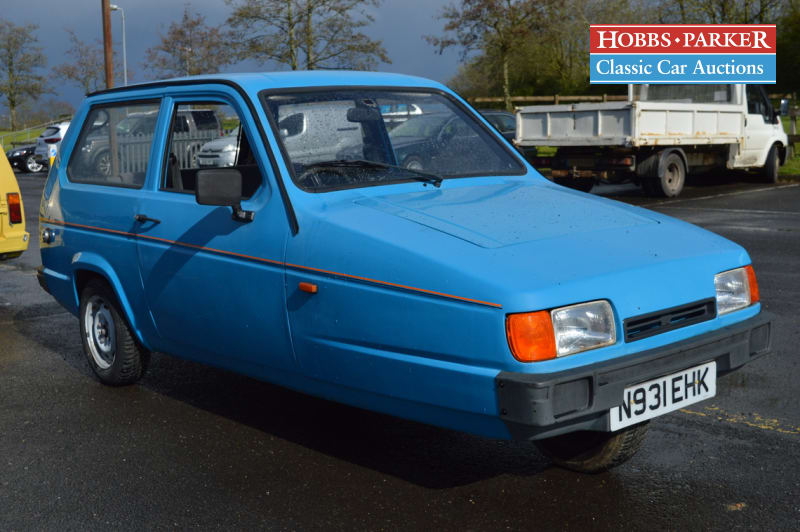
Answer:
[496,311,773,440]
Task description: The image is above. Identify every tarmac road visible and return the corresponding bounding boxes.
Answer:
[1,171,798,530]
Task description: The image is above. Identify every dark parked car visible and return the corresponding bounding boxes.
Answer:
[479,109,537,161]
[5,144,44,173]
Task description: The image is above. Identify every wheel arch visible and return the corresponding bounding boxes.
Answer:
[71,254,152,350]
[658,147,688,177]
[776,142,787,166]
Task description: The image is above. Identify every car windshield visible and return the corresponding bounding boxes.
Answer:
[261,89,524,192]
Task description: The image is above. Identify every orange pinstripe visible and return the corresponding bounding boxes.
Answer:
[40,217,503,309]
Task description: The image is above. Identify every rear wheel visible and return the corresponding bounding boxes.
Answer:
[25,155,43,173]
[402,155,424,171]
[762,144,779,184]
[535,422,649,473]
[79,279,150,386]
[643,152,685,197]
[94,151,111,177]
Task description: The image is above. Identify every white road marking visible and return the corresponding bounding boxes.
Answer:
[706,225,795,233]
[656,206,800,216]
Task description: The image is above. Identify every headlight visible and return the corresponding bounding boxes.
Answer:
[551,300,616,357]
[506,300,616,362]
[222,145,237,152]
[715,265,759,315]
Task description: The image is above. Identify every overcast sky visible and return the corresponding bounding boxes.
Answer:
[8,0,462,110]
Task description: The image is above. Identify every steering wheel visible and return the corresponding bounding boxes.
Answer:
[297,166,349,189]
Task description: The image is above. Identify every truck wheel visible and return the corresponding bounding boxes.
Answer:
[535,422,649,473]
[762,144,779,184]
[79,279,150,386]
[553,176,594,192]
[649,152,685,198]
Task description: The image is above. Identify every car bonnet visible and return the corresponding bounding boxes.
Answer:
[353,180,660,249]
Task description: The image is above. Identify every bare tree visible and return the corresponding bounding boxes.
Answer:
[226,0,390,70]
[144,7,231,78]
[654,0,784,23]
[426,0,546,111]
[0,19,48,130]
[52,29,123,94]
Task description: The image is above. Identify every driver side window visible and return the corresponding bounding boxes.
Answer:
[746,86,772,122]
[161,101,262,200]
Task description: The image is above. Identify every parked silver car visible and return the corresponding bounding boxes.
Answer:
[35,121,71,167]
[197,126,240,168]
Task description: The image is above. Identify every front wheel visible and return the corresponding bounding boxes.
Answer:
[535,422,649,473]
[79,279,150,386]
[762,144,779,184]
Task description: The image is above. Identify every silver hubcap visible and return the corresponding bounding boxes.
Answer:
[84,295,116,369]
[26,156,43,172]
[405,159,423,171]
[664,162,683,195]
[97,154,111,176]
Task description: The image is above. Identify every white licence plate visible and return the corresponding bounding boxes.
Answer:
[610,361,716,431]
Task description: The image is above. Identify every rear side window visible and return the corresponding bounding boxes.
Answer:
[41,127,61,137]
[67,101,160,188]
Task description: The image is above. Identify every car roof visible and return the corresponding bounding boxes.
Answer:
[88,71,446,98]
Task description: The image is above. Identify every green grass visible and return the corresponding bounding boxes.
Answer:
[0,128,45,150]
[779,149,800,177]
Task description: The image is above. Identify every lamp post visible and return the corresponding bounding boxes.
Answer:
[110,4,127,86]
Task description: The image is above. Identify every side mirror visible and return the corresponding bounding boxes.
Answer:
[196,169,242,206]
[196,168,254,222]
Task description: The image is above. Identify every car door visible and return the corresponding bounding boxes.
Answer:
[56,101,162,328]
[134,94,295,373]
[741,85,776,165]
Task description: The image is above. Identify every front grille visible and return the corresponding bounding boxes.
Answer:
[623,298,716,343]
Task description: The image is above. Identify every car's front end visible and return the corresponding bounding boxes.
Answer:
[197,135,238,167]
[256,73,772,471]
[6,145,43,173]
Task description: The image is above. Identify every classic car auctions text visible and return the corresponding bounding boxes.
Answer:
[589,24,776,84]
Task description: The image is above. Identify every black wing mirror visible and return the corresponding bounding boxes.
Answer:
[196,169,254,222]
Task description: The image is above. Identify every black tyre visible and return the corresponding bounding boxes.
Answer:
[402,155,424,171]
[25,155,43,173]
[94,150,111,177]
[762,144,779,184]
[535,422,649,473]
[79,279,150,386]
[650,152,685,197]
[553,176,594,192]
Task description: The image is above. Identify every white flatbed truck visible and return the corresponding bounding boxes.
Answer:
[515,84,788,196]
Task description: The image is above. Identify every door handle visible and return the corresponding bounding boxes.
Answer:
[134,214,161,224]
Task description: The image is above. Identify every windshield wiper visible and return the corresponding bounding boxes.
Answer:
[305,159,443,187]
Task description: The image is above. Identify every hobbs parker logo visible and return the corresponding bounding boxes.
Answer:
[589,24,776,84]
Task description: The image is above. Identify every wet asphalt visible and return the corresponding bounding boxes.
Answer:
[1,171,798,530]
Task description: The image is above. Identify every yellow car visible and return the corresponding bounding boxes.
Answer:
[0,146,29,260]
